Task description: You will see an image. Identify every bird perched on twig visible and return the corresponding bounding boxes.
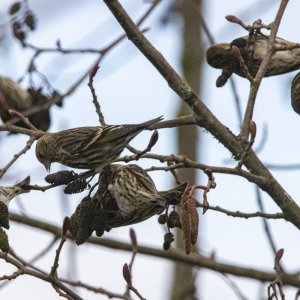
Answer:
[35,116,163,172]
[69,164,188,244]
[206,35,300,87]
[0,176,30,229]
[0,76,51,131]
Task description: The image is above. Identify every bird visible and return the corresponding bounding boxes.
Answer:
[206,35,300,87]
[291,72,300,115]
[0,76,51,131]
[0,176,30,229]
[68,164,188,244]
[35,116,163,172]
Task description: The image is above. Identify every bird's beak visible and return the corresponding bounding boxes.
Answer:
[44,160,51,172]
[16,176,31,193]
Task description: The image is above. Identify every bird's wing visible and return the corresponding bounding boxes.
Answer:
[57,127,102,155]
[87,125,137,146]
[128,164,158,195]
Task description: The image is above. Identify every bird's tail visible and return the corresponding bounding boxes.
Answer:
[135,115,163,128]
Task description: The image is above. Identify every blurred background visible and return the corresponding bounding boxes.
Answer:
[0,0,300,299]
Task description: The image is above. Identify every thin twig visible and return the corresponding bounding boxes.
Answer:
[198,202,285,220]
[0,252,83,300]
[240,0,290,139]
[88,63,106,125]
[118,151,267,187]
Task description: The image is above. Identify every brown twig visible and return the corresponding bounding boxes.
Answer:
[197,202,285,220]
[49,232,67,278]
[118,152,267,187]
[8,109,39,131]
[0,252,82,300]
[8,212,300,288]
[226,15,271,32]
[88,62,106,125]
[8,248,129,299]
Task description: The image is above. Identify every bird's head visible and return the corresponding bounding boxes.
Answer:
[36,135,53,172]
[206,43,231,69]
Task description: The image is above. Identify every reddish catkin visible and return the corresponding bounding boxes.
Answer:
[181,194,191,254]
[187,195,199,246]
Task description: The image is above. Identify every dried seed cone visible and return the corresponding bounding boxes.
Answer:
[164,232,175,244]
[9,2,22,15]
[0,228,9,253]
[291,71,300,115]
[91,208,107,237]
[24,11,36,31]
[167,211,182,229]
[75,198,95,245]
[163,241,170,251]
[64,179,88,194]
[0,202,9,229]
[45,170,78,185]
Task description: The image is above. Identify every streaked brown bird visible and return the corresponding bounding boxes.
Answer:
[35,116,163,172]
[69,164,188,244]
[291,72,300,115]
[0,76,51,131]
[206,35,300,87]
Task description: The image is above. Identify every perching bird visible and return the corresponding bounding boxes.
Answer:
[0,176,30,229]
[68,164,188,244]
[206,35,300,87]
[291,72,300,115]
[0,76,51,131]
[35,116,163,172]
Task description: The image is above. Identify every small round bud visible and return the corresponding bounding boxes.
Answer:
[158,214,167,224]
[9,2,21,15]
[62,216,70,236]
[163,241,170,251]
[225,15,241,24]
[89,63,99,79]
[164,232,175,244]
[24,11,37,31]
[122,263,132,285]
[167,211,182,229]
[230,46,241,59]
